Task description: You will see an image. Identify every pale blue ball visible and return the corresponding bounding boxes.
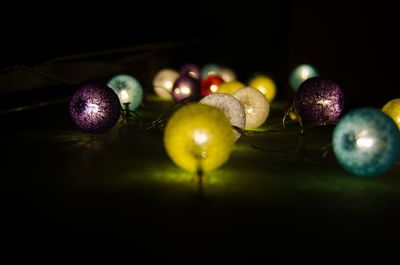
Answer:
[107,74,143,111]
[333,108,400,176]
[201,63,221,78]
[290,64,318,91]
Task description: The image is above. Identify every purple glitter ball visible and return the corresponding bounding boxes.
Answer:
[171,76,200,101]
[294,77,344,125]
[180,63,200,80]
[69,83,121,133]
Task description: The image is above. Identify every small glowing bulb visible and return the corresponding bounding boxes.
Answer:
[317,99,331,106]
[193,130,208,145]
[86,103,99,113]
[201,75,225,96]
[258,86,267,95]
[246,107,253,114]
[300,68,309,79]
[210,85,218,93]
[289,111,298,120]
[120,90,129,102]
[165,81,173,90]
[181,86,191,95]
[356,137,375,149]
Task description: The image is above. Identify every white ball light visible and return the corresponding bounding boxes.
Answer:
[233,87,270,129]
[200,93,246,141]
[219,67,237,82]
[153,68,180,100]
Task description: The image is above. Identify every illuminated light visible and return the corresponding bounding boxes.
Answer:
[356,137,375,149]
[300,68,309,79]
[249,75,277,102]
[382,98,400,129]
[219,67,237,82]
[164,103,234,172]
[210,85,218,93]
[201,75,225,96]
[181,86,191,95]
[172,76,200,101]
[289,111,298,120]
[165,81,173,90]
[180,64,201,80]
[120,90,129,102]
[153,68,180,100]
[86,103,99,113]
[295,77,344,125]
[332,108,400,176]
[70,84,121,133]
[200,93,246,141]
[218,81,245,95]
[233,87,270,129]
[108,74,143,111]
[193,130,209,145]
[201,63,221,78]
[258,87,267,95]
[290,64,318,91]
[317,99,332,106]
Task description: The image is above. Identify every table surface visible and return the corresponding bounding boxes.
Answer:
[2,96,400,263]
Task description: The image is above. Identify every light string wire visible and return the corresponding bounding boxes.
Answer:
[118,95,203,134]
[0,50,163,86]
[117,96,334,164]
[0,40,197,116]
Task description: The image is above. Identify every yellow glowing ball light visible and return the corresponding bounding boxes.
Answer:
[164,103,234,173]
[218,81,245,95]
[382,98,400,129]
[249,75,277,102]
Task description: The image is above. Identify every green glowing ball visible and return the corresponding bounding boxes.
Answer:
[164,103,234,172]
[290,64,318,91]
[107,74,143,111]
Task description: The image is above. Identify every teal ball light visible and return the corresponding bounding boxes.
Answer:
[107,74,143,111]
[290,64,318,91]
[333,108,400,177]
[201,63,221,78]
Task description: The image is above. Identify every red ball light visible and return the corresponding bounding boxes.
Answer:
[201,75,225,96]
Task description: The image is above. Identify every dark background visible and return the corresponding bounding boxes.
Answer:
[1,1,400,264]
[1,0,399,106]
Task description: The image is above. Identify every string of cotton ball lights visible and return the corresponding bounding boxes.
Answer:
[66,62,399,181]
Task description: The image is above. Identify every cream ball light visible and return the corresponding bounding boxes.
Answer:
[200,93,246,141]
[153,68,180,100]
[219,67,237,82]
[233,87,270,129]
